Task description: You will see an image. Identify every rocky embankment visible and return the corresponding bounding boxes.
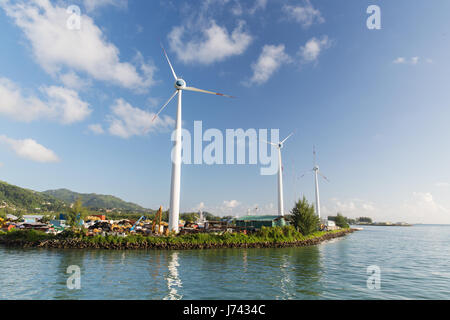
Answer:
[0,229,355,250]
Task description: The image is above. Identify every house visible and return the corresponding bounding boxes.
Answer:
[235,215,288,231]
[6,214,18,221]
[326,220,338,230]
[23,215,43,223]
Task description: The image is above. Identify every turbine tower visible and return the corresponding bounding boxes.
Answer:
[263,133,293,216]
[153,45,234,233]
[301,146,329,219]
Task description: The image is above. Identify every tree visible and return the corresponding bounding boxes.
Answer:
[358,217,372,224]
[67,198,87,228]
[39,214,53,224]
[180,212,199,222]
[335,213,349,229]
[288,196,320,235]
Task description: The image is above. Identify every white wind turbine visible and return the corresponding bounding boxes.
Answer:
[263,133,294,216]
[300,146,329,220]
[153,45,234,233]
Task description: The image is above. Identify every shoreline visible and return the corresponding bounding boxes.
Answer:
[0,228,355,250]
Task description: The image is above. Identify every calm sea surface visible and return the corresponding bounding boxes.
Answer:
[1,225,449,300]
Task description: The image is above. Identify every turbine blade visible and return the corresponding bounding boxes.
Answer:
[160,43,177,80]
[299,170,313,179]
[184,86,235,98]
[281,132,294,144]
[152,91,178,122]
[313,145,317,166]
[318,171,330,182]
[260,139,278,147]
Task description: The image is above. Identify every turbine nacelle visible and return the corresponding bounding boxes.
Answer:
[262,132,293,150]
[175,79,186,90]
[313,165,319,171]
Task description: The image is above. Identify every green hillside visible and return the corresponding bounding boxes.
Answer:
[0,180,66,213]
[0,180,153,214]
[43,189,150,212]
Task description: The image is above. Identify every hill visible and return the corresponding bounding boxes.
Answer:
[43,189,150,212]
[0,180,66,213]
[0,180,153,214]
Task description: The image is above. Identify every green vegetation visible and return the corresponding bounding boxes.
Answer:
[1,229,56,242]
[66,198,88,227]
[334,213,350,229]
[0,226,350,247]
[43,188,151,212]
[356,217,372,224]
[0,180,226,222]
[329,215,372,226]
[288,196,320,235]
[0,180,66,213]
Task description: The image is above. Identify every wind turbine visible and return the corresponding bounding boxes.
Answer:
[263,133,294,216]
[300,146,329,219]
[153,45,234,233]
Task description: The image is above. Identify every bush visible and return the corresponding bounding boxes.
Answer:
[3,229,53,242]
[288,196,320,235]
[335,213,349,228]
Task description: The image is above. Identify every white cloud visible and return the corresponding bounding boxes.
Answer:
[0,135,60,163]
[168,20,252,65]
[323,198,377,217]
[83,0,128,12]
[249,0,267,14]
[192,202,206,212]
[323,193,450,224]
[402,192,450,224]
[1,0,154,91]
[249,44,291,85]
[393,57,427,65]
[44,86,92,124]
[436,182,450,188]
[223,200,240,208]
[231,3,243,16]
[107,99,174,139]
[0,77,91,124]
[59,72,92,91]
[88,124,105,135]
[393,57,406,64]
[299,36,331,63]
[282,1,324,28]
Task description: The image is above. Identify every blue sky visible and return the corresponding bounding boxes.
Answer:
[1,0,450,223]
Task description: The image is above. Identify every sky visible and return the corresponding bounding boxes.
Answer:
[1,0,450,224]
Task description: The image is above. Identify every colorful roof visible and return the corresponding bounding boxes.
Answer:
[236,215,285,221]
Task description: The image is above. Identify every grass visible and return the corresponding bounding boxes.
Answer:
[0,226,350,247]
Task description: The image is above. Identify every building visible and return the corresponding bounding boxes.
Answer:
[235,215,288,231]
[326,220,338,230]
[50,219,68,228]
[23,215,43,223]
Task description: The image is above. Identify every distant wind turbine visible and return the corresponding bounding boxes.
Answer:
[153,44,234,233]
[300,146,329,219]
[263,133,294,216]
